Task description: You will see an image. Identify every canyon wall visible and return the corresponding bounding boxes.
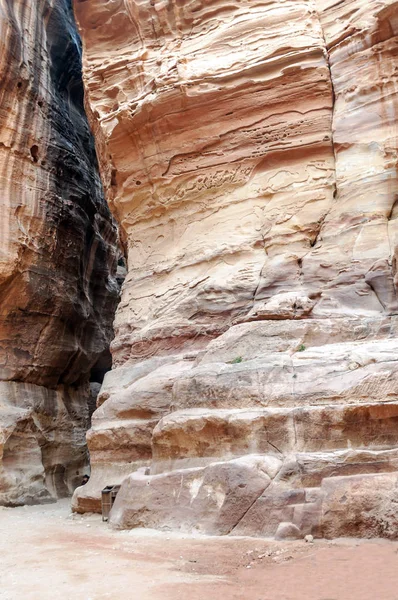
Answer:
[0,0,119,505]
[73,0,398,538]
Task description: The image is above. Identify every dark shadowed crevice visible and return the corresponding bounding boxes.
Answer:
[0,0,124,506]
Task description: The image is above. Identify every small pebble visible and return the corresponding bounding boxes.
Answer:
[305,534,314,543]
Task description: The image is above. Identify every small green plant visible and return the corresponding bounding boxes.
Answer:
[292,373,297,379]
[230,356,243,364]
[297,344,306,352]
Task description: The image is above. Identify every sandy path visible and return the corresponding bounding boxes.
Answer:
[0,500,397,600]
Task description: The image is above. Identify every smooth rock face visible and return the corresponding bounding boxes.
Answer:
[75,0,398,538]
[0,0,119,504]
[110,456,275,535]
[0,382,90,506]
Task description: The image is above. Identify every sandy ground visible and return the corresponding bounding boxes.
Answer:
[1,500,398,600]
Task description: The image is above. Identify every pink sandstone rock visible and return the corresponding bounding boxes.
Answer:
[73,0,398,538]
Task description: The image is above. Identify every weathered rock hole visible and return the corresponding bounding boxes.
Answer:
[30,145,39,163]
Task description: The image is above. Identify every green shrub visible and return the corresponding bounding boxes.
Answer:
[230,356,243,364]
[297,344,306,352]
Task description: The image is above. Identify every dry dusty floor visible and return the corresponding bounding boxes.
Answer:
[1,499,398,600]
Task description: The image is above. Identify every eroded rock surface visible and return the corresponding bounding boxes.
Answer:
[0,0,119,505]
[74,0,398,538]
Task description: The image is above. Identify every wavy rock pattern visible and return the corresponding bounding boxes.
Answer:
[0,0,119,505]
[74,0,398,537]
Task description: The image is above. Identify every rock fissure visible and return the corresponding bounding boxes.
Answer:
[226,478,272,535]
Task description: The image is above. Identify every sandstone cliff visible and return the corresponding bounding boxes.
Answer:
[74,0,398,538]
[0,0,119,505]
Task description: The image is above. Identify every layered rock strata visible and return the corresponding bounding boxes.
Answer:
[74,0,398,538]
[0,0,119,505]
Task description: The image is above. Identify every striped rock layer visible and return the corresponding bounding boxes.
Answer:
[74,0,398,538]
[0,0,119,505]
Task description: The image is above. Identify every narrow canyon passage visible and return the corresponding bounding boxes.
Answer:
[2,0,398,568]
